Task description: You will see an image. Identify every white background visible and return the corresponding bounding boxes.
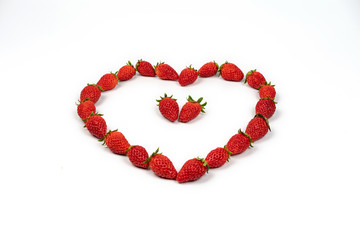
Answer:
[1,0,360,239]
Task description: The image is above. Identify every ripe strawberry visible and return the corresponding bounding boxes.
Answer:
[176,158,209,183]
[226,129,253,155]
[84,113,107,139]
[219,62,244,81]
[117,61,136,81]
[97,73,118,91]
[245,114,271,141]
[144,148,177,179]
[77,99,96,120]
[100,129,130,155]
[80,84,103,103]
[245,69,266,89]
[255,98,276,119]
[127,145,149,169]
[198,61,219,77]
[179,96,207,123]
[178,65,198,86]
[259,82,276,99]
[156,93,179,122]
[205,147,231,168]
[136,59,156,77]
[154,62,179,80]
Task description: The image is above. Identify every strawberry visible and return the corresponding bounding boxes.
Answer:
[226,129,253,155]
[144,148,177,179]
[77,99,96,120]
[136,59,156,77]
[156,93,179,122]
[127,145,149,169]
[205,147,231,168]
[117,61,136,81]
[255,98,276,119]
[84,113,107,139]
[97,73,118,91]
[219,62,244,81]
[179,96,207,123]
[154,62,179,80]
[245,114,271,141]
[178,65,198,86]
[176,158,209,183]
[198,61,219,77]
[100,129,130,155]
[259,82,276,99]
[245,69,266,89]
[80,84,103,103]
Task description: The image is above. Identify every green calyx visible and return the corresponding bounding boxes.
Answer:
[223,145,232,161]
[254,113,271,131]
[82,112,103,124]
[260,96,277,104]
[186,64,197,72]
[259,81,275,88]
[237,128,254,147]
[87,83,104,92]
[245,69,257,83]
[196,157,209,173]
[98,129,118,144]
[143,147,161,164]
[156,93,177,106]
[153,61,165,70]
[135,59,143,71]
[218,61,228,73]
[187,95,207,113]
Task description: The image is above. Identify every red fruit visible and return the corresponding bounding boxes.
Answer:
[219,62,244,81]
[145,148,177,179]
[259,82,276,99]
[127,145,149,169]
[84,113,107,139]
[226,129,253,155]
[80,84,103,103]
[178,65,198,86]
[205,147,231,168]
[97,73,118,91]
[156,93,179,122]
[198,61,219,77]
[255,98,276,119]
[77,99,96,120]
[100,130,130,155]
[117,61,136,81]
[136,59,156,77]
[179,96,207,123]
[245,114,271,141]
[154,62,179,80]
[176,158,209,183]
[245,69,266,89]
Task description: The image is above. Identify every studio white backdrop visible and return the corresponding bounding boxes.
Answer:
[0,0,359,239]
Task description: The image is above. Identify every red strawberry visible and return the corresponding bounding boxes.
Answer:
[136,59,156,77]
[198,61,219,77]
[84,113,107,139]
[219,62,244,81]
[117,61,136,81]
[179,96,207,123]
[205,147,231,168]
[80,84,103,103]
[154,62,179,80]
[156,93,179,122]
[245,69,266,89]
[100,129,130,155]
[97,73,118,91]
[77,99,96,120]
[259,82,276,99]
[178,65,198,86]
[226,129,253,155]
[176,158,209,183]
[245,114,271,141]
[127,145,149,169]
[255,98,276,119]
[145,148,177,179]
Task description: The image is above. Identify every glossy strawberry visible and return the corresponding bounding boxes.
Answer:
[205,147,231,168]
[154,62,179,80]
[145,148,177,179]
[77,99,96,120]
[96,73,118,91]
[179,96,207,123]
[84,113,107,139]
[176,158,209,183]
[117,61,136,81]
[178,65,198,86]
[226,129,253,155]
[245,114,271,141]
[156,93,179,122]
[255,98,276,119]
[219,62,244,81]
[127,145,149,169]
[80,84,103,103]
[245,69,266,89]
[259,82,276,99]
[100,129,130,155]
[198,61,218,77]
[136,59,156,77]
